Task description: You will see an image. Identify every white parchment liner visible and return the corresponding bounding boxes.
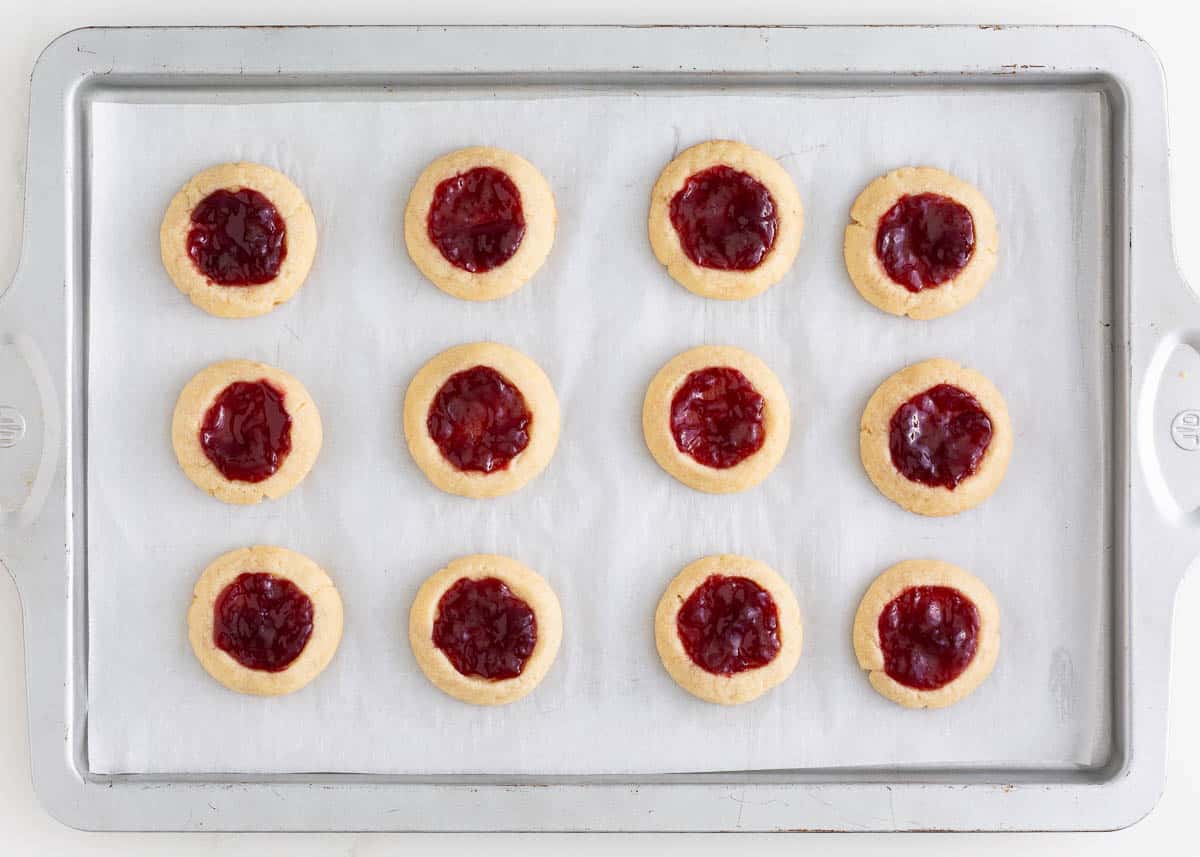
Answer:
[87,90,1111,775]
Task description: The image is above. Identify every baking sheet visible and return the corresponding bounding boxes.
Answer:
[86,88,1111,776]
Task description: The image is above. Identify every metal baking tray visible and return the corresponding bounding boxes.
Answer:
[1,24,1196,832]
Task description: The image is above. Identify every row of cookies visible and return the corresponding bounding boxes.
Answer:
[174,346,1007,710]
[163,142,1010,514]
[171,346,1011,517]
[189,546,999,710]
[159,142,996,321]
[164,145,1009,513]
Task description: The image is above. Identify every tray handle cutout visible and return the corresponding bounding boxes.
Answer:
[0,330,60,528]
[1142,271,1200,557]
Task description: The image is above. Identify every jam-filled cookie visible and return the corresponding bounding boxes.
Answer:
[188,545,343,697]
[404,146,556,301]
[160,162,318,318]
[844,166,998,319]
[642,345,790,494]
[172,359,322,505]
[860,358,1011,517]
[409,554,563,706]
[853,559,1000,709]
[655,555,802,705]
[403,342,560,498]
[649,140,803,300]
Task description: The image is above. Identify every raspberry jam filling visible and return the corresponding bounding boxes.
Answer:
[875,192,975,292]
[878,585,979,690]
[213,572,314,672]
[432,577,537,680]
[427,166,526,273]
[677,574,781,675]
[670,366,766,469]
[187,188,288,286]
[199,380,293,483]
[427,365,532,473]
[669,165,778,271]
[889,384,992,490]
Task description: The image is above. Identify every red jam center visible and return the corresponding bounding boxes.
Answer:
[875,192,975,292]
[187,188,287,286]
[669,165,778,271]
[670,366,766,469]
[427,166,526,273]
[878,585,979,690]
[432,577,537,680]
[213,572,314,672]
[199,380,293,483]
[889,384,993,490]
[677,574,781,675]
[427,365,531,474]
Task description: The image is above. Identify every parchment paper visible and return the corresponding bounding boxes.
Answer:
[87,88,1111,775]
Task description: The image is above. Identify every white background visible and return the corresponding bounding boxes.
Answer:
[1,0,1197,854]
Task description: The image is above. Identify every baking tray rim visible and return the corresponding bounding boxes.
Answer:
[0,23,1195,832]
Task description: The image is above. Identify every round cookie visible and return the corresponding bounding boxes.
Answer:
[852,559,1000,709]
[160,162,318,318]
[843,166,998,319]
[860,358,1011,517]
[172,359,323,505]
[404,146,556,301]
[409,554,563,706]
[655,554,803,705]
[188,545,344,697]
[648,140,804,300]
[403,342,560,498]
[642,345,790,494]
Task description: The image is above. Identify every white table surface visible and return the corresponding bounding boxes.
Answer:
[1,0,1196,852]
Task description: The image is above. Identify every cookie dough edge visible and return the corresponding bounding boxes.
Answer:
[648,140,804,300]
[408,553,563,706]
[852,559,1000,709]
[858,357,1012,517]
[654,554,803,705]
[403,146,557,302]
[402,342,560,499]
[187,545,343,697]
[642,345,791,494]
[159,161,317,319]
[171,359,323,505]
[843,166,998,320]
